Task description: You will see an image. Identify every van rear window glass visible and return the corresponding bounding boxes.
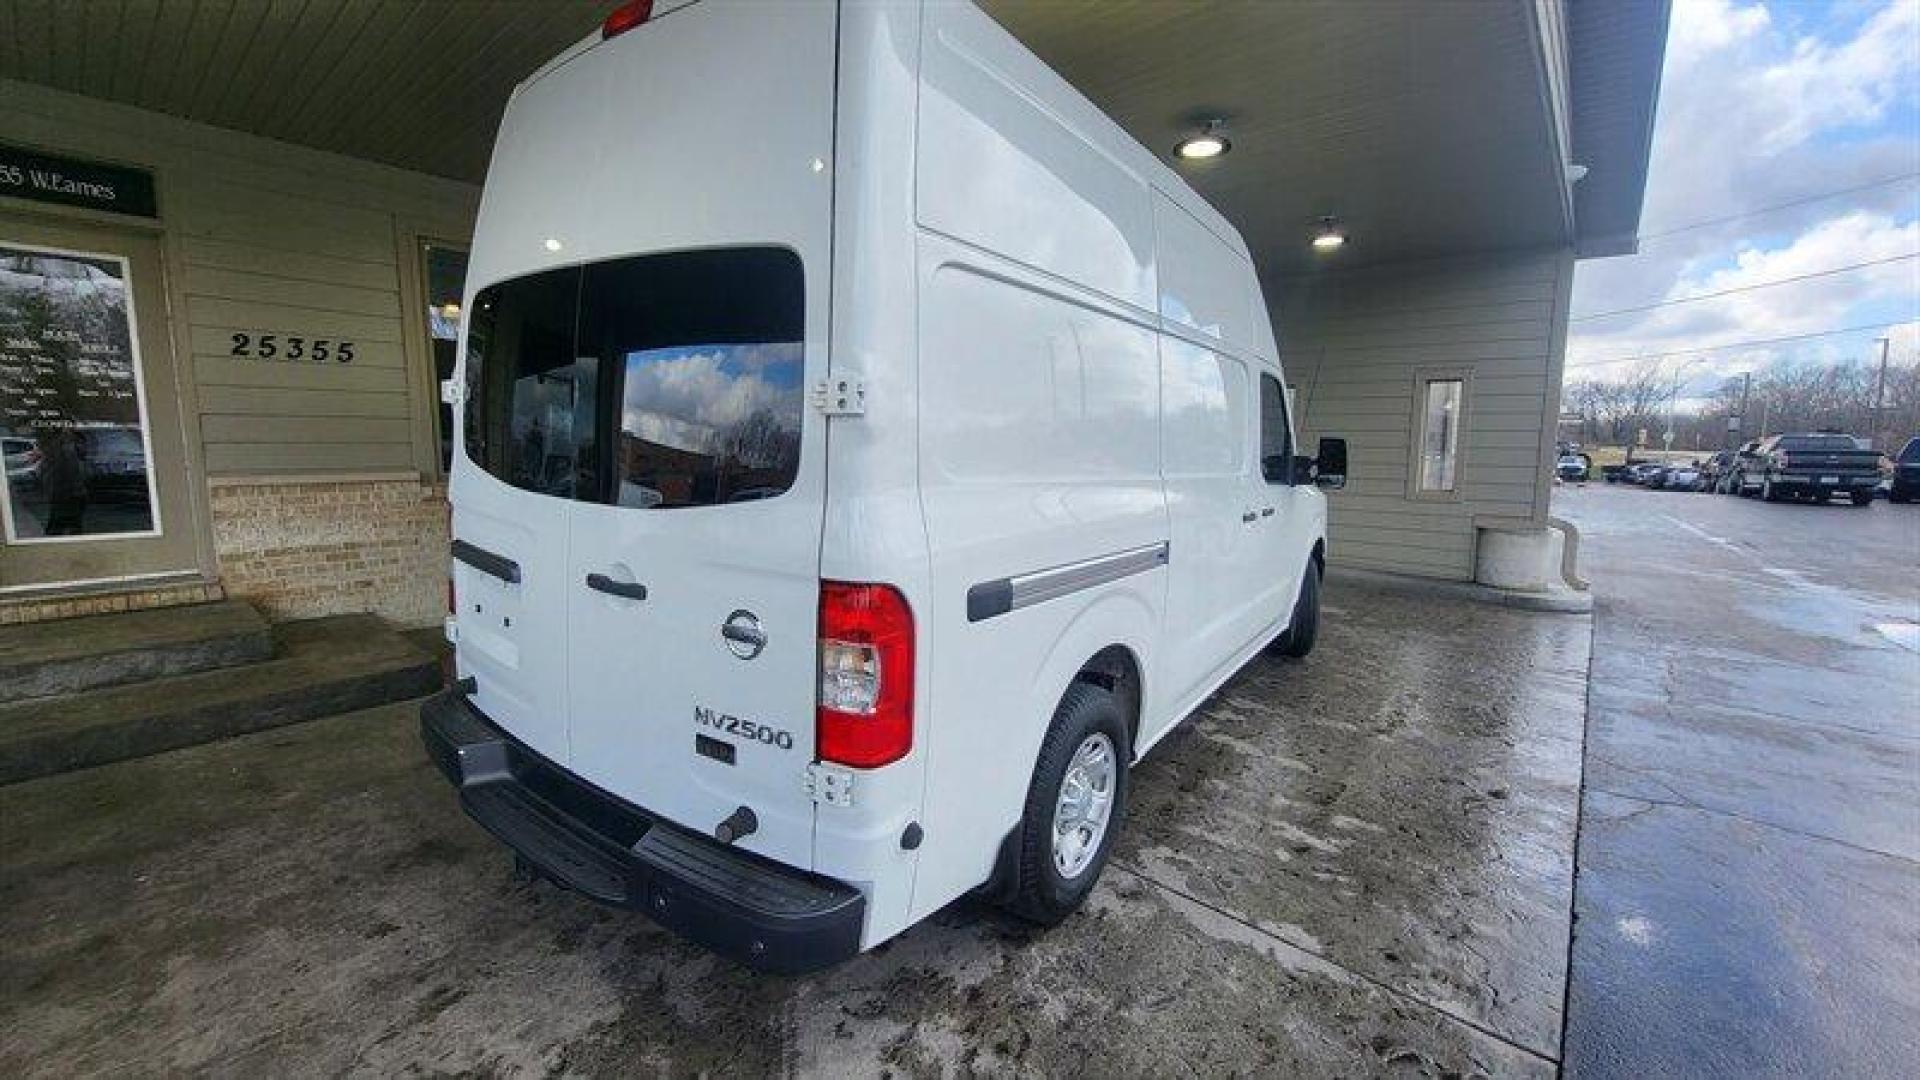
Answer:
[463,248,805,508]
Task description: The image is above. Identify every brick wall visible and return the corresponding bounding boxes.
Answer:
[209,477,449,626]
[0,579,225,626]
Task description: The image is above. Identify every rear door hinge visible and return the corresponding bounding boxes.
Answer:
[803,762,855,807]
[440,378,464,406]
[810,378,866,417]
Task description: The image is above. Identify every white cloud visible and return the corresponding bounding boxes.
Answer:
[1667,0,1770,66]
[1752,1,1919,152]
[1570,0,1920,390]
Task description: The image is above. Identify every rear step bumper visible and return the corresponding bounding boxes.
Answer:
[419,691,864,974]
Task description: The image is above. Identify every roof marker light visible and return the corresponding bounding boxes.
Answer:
[602,0,654,40]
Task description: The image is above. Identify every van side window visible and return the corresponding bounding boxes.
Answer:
[463,247,805,508]
[1259,373,1292,484]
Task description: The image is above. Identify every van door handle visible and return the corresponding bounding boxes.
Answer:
[1241,511,1258,523]
[1260,507,1276,518]
[586,573,647,601]
[721,623,767,648]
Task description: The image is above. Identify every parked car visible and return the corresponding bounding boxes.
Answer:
[422,0,1348,974]
[1601,464,1630,484]
[1734,433,1881,505]
[1654,464,1704,492]
[1624,462,1666,485]
[1890,436,1920,503]
[1556,454,1589,482]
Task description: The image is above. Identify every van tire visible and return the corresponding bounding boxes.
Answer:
[1268,563,1321,659]
[1006,682,1130,926]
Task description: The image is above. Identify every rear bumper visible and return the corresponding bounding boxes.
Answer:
[1765,472,1879,492]
[420,691,864,974]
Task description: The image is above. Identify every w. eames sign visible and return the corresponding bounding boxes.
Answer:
[0,145,158,219]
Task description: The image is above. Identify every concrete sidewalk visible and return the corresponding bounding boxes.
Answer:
[0,579,1590,1077]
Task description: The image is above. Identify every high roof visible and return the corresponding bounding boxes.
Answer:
[0,0,1668,276]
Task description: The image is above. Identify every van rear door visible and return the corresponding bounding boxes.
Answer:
[461,0,839,871]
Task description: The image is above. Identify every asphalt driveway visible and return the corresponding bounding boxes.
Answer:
[1,578,1589,1078]
[1556,483,1919,1079]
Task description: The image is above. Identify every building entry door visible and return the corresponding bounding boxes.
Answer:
[0,214,200,590]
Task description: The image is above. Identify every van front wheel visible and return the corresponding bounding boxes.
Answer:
[1268,562,1322,659]
[1006,682,1130,926]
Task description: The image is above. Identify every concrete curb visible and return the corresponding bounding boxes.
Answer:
[1328,566,1594,614]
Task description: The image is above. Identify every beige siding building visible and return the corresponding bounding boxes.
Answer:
[3,80,478,624]
[1278,250,1576,580]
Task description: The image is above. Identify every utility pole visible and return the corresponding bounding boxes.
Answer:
[1872,337,1890,451]
[1731,371,1751,449]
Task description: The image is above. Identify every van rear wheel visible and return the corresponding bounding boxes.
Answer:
[1006,682,1130,926]
[1268,562,1322,659]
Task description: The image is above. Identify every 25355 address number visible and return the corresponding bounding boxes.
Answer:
[230,332,356,364]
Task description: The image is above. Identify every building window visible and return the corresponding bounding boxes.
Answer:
[421,242,469,473]
[1415,377,1465,494]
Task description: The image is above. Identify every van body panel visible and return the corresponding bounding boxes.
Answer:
[814,0,930,941]
[451,499,574,766]
[454,0,840,873]
[916,2,1157,314]
[910,228,1170,912]
[1152,192,1266,356]
[1153,338,1270,732]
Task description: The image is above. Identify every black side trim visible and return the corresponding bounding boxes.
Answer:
[967,541,1169,624]
[451,539,521,584]
[966,579,1014,623]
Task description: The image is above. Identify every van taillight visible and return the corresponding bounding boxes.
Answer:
[817,582,914,768]
[601,0,653,39]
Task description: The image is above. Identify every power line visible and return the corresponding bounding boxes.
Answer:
[1570,252,1920,322]
[1565,320,1916,371]
[1636,172,1920,243]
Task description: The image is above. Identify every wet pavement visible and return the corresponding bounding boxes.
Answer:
[1,580,1589,1077]
[1555,484,1920,1079]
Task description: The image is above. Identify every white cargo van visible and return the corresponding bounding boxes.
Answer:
[422,0,1348,973]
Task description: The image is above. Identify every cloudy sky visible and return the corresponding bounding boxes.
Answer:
[1569,0,1919,398]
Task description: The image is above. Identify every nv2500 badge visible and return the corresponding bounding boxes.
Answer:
[695,705,795,751]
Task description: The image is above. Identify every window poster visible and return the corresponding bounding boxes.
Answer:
[0,243,160,542]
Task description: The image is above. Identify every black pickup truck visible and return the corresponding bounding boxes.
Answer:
[1891,437,1920,503]
[1734,433,1882,505]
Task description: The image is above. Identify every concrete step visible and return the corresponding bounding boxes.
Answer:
[0,600,273,704]
[0,615,442,785]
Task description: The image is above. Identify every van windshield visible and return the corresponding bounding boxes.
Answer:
[462,248,805,508]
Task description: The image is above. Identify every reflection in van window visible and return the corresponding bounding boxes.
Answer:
[463,248,805,508]
[613,343,804,508]
[1162,339,1245,476]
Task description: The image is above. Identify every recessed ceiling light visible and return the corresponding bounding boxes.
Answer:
[1311,217,1347,252]
[1174,121,1231,161]
[543,237,563,253]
